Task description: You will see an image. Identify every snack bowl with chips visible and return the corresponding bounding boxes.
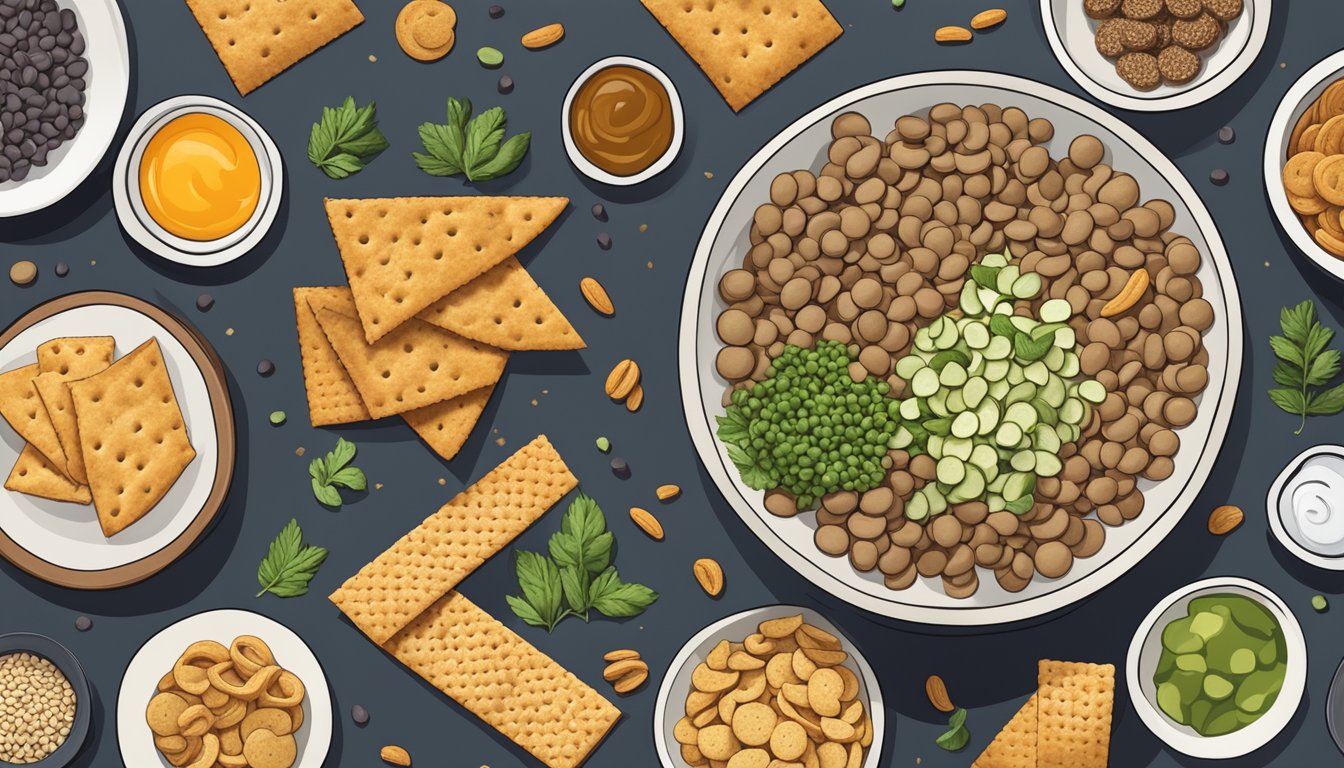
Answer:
[562,56,684,186]
[113,95,283,268]
[1265,49,1344,282]
[117,609,332,768]
[1126,577,1306,759]
[1041,0,1269,112]
[653,605,884,768]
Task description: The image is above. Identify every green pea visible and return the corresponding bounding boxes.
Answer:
[595,436,611,453]
[269,410,286,426]
[1313,595,1329,612]
[477,46,505,68]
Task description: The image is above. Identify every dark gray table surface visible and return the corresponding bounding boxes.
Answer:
[3,1,1343,766]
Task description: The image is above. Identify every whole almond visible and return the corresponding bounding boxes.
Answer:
[656,484,681,501]
[380,745,412,766]
[605,359,640,399]
[604,648,641,662]
[580,277,615,315]
[970,8,1007,30]
[693,558,725,597]
[614,667,649,694]
[925,675,955,713]
[934,25,973,43]
[1208,505,1244,535]
[626,383,645,412]
[521,22,565,49]
[604,658,648,681]
[630,507,665,540]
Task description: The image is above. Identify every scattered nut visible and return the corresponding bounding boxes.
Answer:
[603,659,647,681]
[1100,268,1151,317]
[603,649,641,662]
[970,8,1007,29]
[630,507,665,540]
[381,744,412,766]
[693,558,725,597]
[605,359,641,399]
[613,667,649,694]
[935,26,973,43]
[580,277,615,315]
[626,383,645,412]
[1207,505,1244,535]
[9,260,36,286]
[656,484,682,501]
[925,675,955,713]
[521,22,565,49]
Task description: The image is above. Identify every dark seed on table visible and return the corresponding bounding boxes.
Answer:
[1209,169,1229,186]
[1218,126,1235,144]
[497,75,513,94]
[591,203,607,221]
[74,615,91,631]
[256,359,275,377]
[596,233,612,250]
[196,294,215,312]
[488,4,504,18]
[610,457,630,479]
[351,704,370,725]
[54,261,67,277]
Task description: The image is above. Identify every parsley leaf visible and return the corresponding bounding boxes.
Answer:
[256,519,328,598]
[309,438,366,508]
[1268,300,1344,434]
[307,97,388,179]
[936,707,971,751]
[509,550,569,631]
[588,567,659,617]
[414,96,530,182]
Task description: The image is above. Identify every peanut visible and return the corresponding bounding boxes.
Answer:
[935,26,973,43]
[605,359,640,399]
[693,558,725,596]
[925,675,955,713]
[521,23,565,49]
[1100,268,1151,317]
[380,745,412,766]
[970,9,1007,30]
[580,277,615,315]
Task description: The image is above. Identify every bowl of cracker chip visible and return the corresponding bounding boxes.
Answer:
[1266,49,1344,282]
[653,605,883,768]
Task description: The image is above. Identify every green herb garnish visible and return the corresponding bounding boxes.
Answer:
[1268,300,1344,434]
[309,437,367,508]
[256,519,329,598]
[506,492,658,632]
[307,97,389,179]
[414,96,530,182]
[936,707,970,751]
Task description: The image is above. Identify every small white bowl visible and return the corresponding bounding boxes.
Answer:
[1265,51,1344,282]
[1126,577,1306,759]
[1041,0,1269,112]
[561,56,683,187]
[653,605,884,768]
[1267,444,1344,570]
[112,95,283,268]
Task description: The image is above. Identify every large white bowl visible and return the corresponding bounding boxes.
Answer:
[653,605,884,768]
[1042,0,1269,112]
[0,0,130,216]
[1264,50,1344,282]
[678,71,1242,626]
[1125,578,1306,759]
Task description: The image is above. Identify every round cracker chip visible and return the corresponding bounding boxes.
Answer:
[1320,207,1344,241]
[1284,151,1326,196]
[1320,79,1344,119]
[242,728,297,768]
[1289,104,1320,155]
[147,692,190,737]
[396,0,457,62]
[1317,115,1344,155]
[731,702,778,747]
[1313,154,1344,205]
[770,720,809,761]
[1302,124,1324,155]
[1316,227,1344,258]
[1289,189,1329,216]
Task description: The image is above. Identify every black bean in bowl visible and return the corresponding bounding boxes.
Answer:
[0,0,88,184]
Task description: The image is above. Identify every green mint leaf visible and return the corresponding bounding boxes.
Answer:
[1268,387,1308,415]
[337,129,389,159]
[308,457,330,486]
[548,493,613,576]
[1269,335,1306,369]
[559,564,592,616]
[506,594,550,629]
[415,122,465,175]
[413,151,463,177]
[936,708,971,751]
[1307,383,1344,416]
[447,96,473,133]
[316,153,364,180]
[467,132,530,181]
[308,97,386,179]
[1308,348,1342,387]
[256,519,328,598]
[1281,301,1315,346]
[589,569,658,618]
[462,106,507,172]
[513,551,565,629]
[312,478,342,508]
[328,438,357,473]
[1273,361,1303,388]
[1305,322,1335,362]
[715,409,750,446]
[726,444,775,491]
[329,466,367,491]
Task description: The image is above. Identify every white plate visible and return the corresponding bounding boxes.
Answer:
[1126,578,1305,759]
[112,95,284,268]
[116,610,333,768]
[0,304,217,571]
[0,0,130,216]
[1264,50,1344,281]
[678,71,1242,626]
[1266,444,1344,570]
[561,56,685,186]
[1042,0,1269,112]
[653,605,885,768]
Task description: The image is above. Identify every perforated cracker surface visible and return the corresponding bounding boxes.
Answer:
[329,435,576,643]
[417,257,585,351]
[972,693,1037,768]
[1037,660,1114,768]
[293,287,373,426]
[0,363,69,475]
[4,443,90,505]
[382,591,620,768]
[400,384,495,460]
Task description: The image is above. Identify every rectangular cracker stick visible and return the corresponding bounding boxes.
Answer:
[4,443,91,505]
[1037,660,1114,768]
[640,0,842,112]
[330,435,577,644]
[183,0,365,95]
[972,693,1037,768]
[382,591,620,768]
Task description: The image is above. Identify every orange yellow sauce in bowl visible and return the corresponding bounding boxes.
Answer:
[138,113,261,243]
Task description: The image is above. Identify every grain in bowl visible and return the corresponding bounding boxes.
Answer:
[0,651,77,764]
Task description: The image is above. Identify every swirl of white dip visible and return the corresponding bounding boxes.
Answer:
[1289,463,1344,548]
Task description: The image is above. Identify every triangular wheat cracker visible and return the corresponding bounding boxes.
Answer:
[4,443,91,505]
[294,287,373,427]
[418,257,585,351]
[324,196,568,343]
[973,693,1038,768]
[0,364,69,476]
[401,384,495,461]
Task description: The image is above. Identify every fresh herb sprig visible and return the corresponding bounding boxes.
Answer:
[1268,300,1344,434]
[414,96,530,182]
[307,97,389,179]
[256,519,329,598]
[506,493,658,632]
[936,707,970,751]
[309,438,367,508]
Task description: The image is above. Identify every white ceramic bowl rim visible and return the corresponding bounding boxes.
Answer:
[1266,443,1344,570]
[1040,0,1270,112]
[560,55,684,187]
[1124,577,1307,759]
[652,604,885,768]
[1263,49,1344,283]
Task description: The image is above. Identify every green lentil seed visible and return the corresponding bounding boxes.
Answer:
[596,436,611,453]
[269,410,287,426]
[477,46,504,68]
[1313,594,1329,612]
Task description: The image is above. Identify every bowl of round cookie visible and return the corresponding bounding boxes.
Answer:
[1266,49,1344,282]
[1041,0,1270,112]
[653,605,884,768]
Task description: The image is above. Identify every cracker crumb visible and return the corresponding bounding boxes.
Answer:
[704,171,714,179]
[225,328,235,336]
[531,399,539,406]
[369,54,378,62]
[495,437,506,447]
[647,261,654,269]
[639,223,648,233]
[1280,62,1287,69]
[542,389,549,395]
[438,478,446,486]
[90,259,96,266]
[375,482,384,490]
[295,447,306,457]
[1265,261,1271,267]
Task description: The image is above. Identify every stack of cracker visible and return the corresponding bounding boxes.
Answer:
[973,660,1115,768]
[1,337,196,537]
[295,196,582,461]
[328,435,620,768]
[183,0,366,95]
